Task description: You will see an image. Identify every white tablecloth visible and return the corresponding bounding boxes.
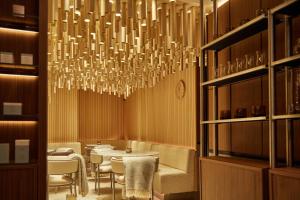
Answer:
[91,149,159,159]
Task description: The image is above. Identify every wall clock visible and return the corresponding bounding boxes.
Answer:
[176,80,186,99]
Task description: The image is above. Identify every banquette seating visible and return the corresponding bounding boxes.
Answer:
[48,140,197,199]
[127,140,197,199]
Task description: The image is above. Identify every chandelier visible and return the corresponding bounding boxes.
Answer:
[48,0,200,98]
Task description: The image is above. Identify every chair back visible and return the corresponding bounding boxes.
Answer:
[111,157,125,174]
[154,156,159,172]
[48,160,78,175]
[90,153,103,164]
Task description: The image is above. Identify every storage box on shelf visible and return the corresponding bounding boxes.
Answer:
[0,1,46,199]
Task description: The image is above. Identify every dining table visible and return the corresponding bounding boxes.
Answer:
[91,149,159,159]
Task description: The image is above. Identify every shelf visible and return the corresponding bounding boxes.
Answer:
[201,14,268,51]
[271,0,300,17]
[0,115,38,121]
[0,20,39,32]
[0,163,37,170]
[200,156,269,170]
[273,114,300,120]
[0,64,38,76]
[202,65,268,87]
[271,54,300,68]
[201,116,267,124]
[270,167,300,178]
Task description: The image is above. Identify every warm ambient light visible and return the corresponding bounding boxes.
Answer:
[0,121,37,126]
[0,73,38,79]
[48,0,200,99]
[0,27,38,35]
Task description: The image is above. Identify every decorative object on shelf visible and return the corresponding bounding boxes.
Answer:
[215,67,219,78]
[175,80,186,99]
[256,8,267,16]
[239,18,250,26]
[21,53,34,65]
[251,105,266,117]
[256,50,266,66]
[220,110,231,119]
[15,139,30,163]
[295,69,300,113]
[12,4,25,18]
[0,52,14,64]
[293,38,300,55]
[235,108,247,118]
[245,54,255,69]
[48,0,200,98]
[3,102,22,115]
[0,143,9,164]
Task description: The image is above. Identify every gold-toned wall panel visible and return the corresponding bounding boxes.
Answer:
[78,91,124,144]
[124,67,197,149]
[48,89,78,143]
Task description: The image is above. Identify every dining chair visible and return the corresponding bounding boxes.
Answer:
[111,157,125,200]
[111,156,159,200]
[48,160,79,196]
[90,153,113,194]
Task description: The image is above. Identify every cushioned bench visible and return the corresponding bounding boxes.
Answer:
[128,140,197,198]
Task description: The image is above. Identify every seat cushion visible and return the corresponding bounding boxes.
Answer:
[115,174,125,184]
[153,164,195,194]
[49,175,73,186]
[99,165,112,173]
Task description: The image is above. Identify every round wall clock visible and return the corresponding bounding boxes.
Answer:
[175,80,186,99]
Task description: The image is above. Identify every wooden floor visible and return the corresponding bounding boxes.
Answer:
[48,177,124,200]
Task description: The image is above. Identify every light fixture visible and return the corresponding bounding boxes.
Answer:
[48,0,200,98]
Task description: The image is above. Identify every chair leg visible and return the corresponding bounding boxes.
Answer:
[110,173,113,189]
[70,184,73,195]
[97,172,100,195]
[112,174,115,200]
[74,182,77,197]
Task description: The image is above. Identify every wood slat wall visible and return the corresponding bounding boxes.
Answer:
[78,91,124,144]
[48,89,124,144]
[123,66,197,149]
[48,89,78,142]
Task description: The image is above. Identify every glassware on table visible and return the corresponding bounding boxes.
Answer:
[294,38,300,55]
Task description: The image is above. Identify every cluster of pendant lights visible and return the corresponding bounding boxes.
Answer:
[48,0,200,98]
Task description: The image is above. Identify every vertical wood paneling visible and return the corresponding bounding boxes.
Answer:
[124,66,197,149]
[48,89,78,142]
[78,91,124,144]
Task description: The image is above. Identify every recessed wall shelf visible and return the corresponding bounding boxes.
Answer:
[271,54,300,67]
[0,21,39,32]
[271,0,300,17]
[201,14,268,51]
[201,116,267,125]
[0,163,37,170]
[0,64,38,76]
[202,65,268,87]
[272,114,300,120]
[0,115,38,121]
